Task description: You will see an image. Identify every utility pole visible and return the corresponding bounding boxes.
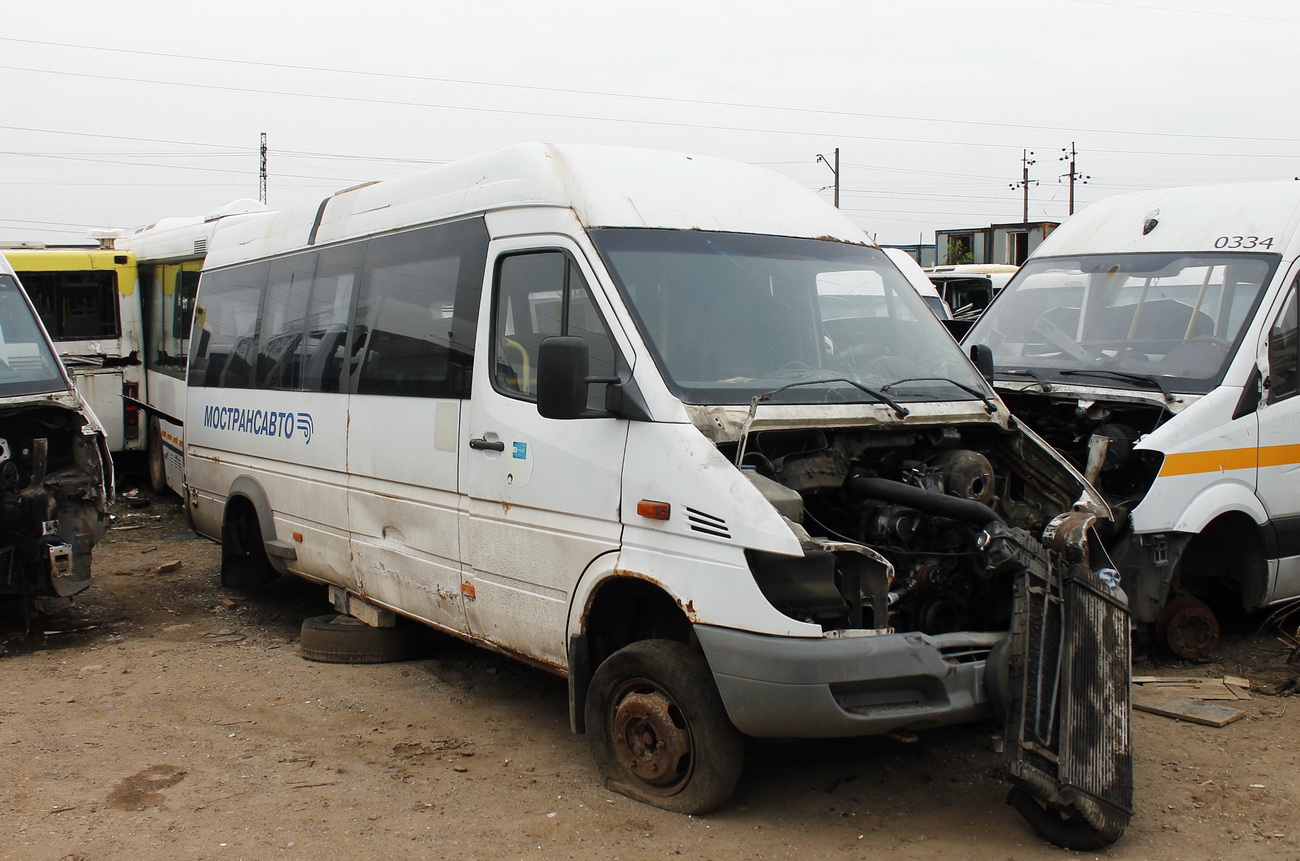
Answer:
[1059,142,1089,216]
[259,132,268,205]
[816,148,840,208]
[1009,150,1037,223]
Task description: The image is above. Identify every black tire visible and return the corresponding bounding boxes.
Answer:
[146,417,168,495]
[584,639,743,814]
[1007,786,1126,850]
[220,505,278,590]
[299,614,422,664]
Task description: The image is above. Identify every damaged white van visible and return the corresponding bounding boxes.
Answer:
[965,181,1300,659]
[0,254,111,606]
[184,143,1131,847]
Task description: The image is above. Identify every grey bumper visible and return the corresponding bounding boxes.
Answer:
[693,624,1003,738]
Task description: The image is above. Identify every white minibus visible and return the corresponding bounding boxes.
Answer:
[0,254,111,604]
[965,181,1300,659]
[185,143,1131,848]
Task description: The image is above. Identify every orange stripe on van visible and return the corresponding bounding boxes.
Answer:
[1158,447,1257,477]
[1259,444,1300,469]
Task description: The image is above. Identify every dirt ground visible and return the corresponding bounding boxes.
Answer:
[2,482,1300,861]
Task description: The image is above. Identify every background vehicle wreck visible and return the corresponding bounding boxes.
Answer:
[0,257,111,608]
[965,181,1300,660]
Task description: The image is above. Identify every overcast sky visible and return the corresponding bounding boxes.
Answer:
[2,0,1297,247]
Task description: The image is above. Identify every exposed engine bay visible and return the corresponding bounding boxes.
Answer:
[733,421,1098,636]
[724,416,1132,848]
[0,403,111,601]
[997,390,1168,521]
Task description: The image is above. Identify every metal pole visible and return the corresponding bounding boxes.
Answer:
[833,147,840,209]
[1022,150,1030,222]
[259,132,268,205]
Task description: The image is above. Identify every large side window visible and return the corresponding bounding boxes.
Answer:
[189,262,269,388]
[19,270,120,340]
[1268,284,1299,404]
[493,250,617,410]
[256,254,317,390]
[142,262,202,379]
[352,218,487,399]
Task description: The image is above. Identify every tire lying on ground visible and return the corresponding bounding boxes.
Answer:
[299,614,424,664]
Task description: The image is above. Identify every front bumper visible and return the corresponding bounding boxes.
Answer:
[693,623,1003,738]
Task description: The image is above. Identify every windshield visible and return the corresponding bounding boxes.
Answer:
[589,229,988,406]
[0,274,69,396]
[966,252,1277,395]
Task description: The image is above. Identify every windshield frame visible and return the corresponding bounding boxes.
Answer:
[589,228,992,407]
[0,273,73,398]
[967,251,1280,395]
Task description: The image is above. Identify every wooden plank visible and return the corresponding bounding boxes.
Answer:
[1131,688,1246,727]
[1133,675,1201,684]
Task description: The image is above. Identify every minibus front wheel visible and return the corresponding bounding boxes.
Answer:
[585,639,743,815]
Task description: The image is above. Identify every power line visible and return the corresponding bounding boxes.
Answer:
[1066,0,1300,22]
[1,36,1297,145]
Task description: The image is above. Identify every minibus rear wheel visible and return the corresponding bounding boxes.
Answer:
[585,639,743,815]
[147,417,167,495]
[220,504,278,590]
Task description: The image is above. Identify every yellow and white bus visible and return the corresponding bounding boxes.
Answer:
[0,242,144,454]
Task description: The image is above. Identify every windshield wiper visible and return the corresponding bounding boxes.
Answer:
[1058,368,1173,403]
[998,367,1053,392]
[880,377,998,413]
[760,378,910,418]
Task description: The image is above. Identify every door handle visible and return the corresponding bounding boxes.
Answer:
[469,437,505,452]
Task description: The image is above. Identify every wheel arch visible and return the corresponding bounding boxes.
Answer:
[223,475,287,575]
[566,558,695,734]
[1167,481,1268,534]
[1176,510,1270,609]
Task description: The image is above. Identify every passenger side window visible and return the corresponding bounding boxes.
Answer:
[189,262,269,388]
[352,219,487,399]
[493,251,617,410]
[1267,285,1299,404]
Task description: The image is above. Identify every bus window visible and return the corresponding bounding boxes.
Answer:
[17,269,120,340]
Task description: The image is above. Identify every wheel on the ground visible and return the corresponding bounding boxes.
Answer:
[220,505,278,590]
[146,416,168,495]
[299,614,422,664]
[1155,594,1219,659]
[584,639,743,814]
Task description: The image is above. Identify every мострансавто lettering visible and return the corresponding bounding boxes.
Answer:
[202,405,314,443]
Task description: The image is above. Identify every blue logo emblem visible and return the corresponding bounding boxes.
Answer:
[202,405,315,445]
[512,441,528,459]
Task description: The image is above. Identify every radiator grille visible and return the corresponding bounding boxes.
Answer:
[1060,568,1133,813]
[1007,561,1132,845]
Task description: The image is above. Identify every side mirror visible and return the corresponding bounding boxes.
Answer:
[970,343,995,382]
[537,336,590,419]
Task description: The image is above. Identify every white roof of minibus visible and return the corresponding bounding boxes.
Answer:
[882,248,943,301]
[204,143,871,268]
[119,199,268,261]
[1030,181,1300,258]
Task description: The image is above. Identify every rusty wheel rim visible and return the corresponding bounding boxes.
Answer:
[609,682,693,790]
[1158,595,1220,660]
